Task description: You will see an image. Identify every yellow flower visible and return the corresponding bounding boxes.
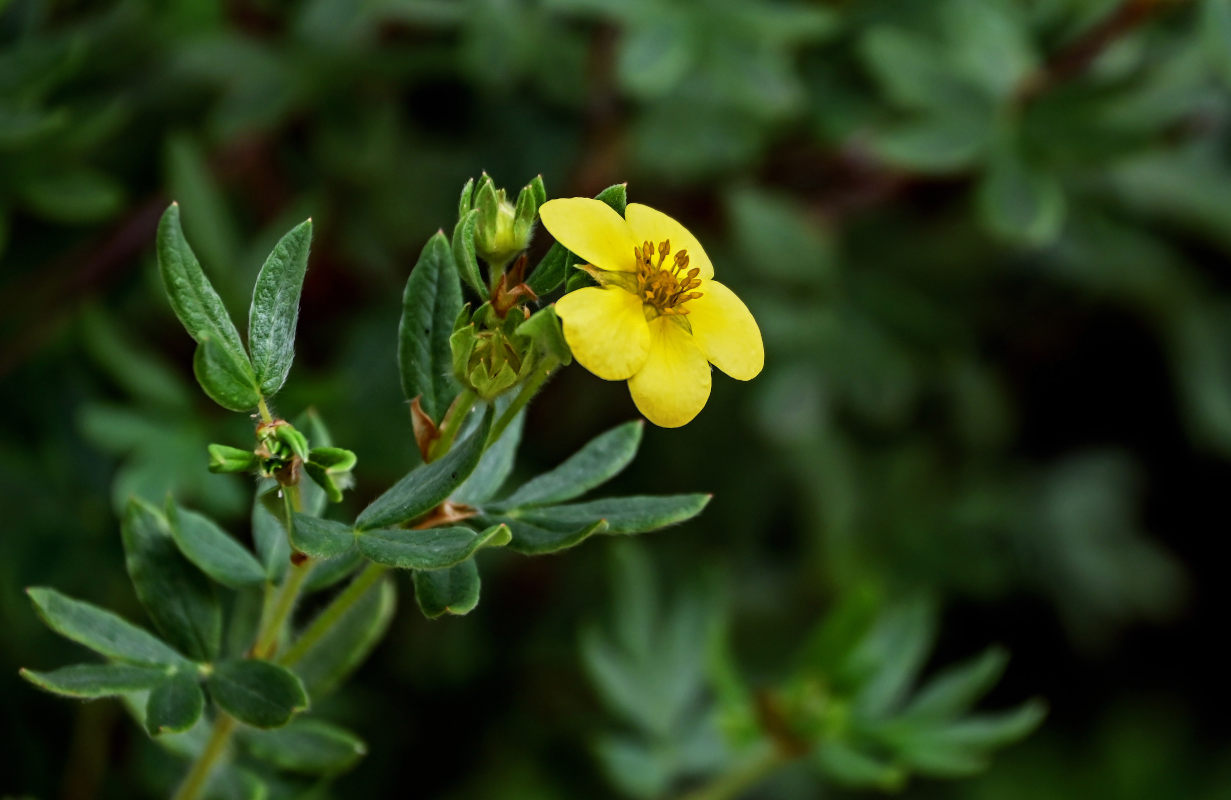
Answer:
[540,198,763,427]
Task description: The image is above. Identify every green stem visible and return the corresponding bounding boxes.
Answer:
[172,483,308,800]
[170,713,236,800]
[429,389,478,461]
[674,747,785,800]
[488,362,556,446]
[257,396,274,424]
[279,562,388,667]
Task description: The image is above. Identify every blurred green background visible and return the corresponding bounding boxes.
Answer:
[3,0,1230,797]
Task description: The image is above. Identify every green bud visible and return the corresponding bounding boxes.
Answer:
[207,444,258,474]
[273,424,310,462]
[457,176,476,218]
[304,446,357,504]
[516,306,572,367]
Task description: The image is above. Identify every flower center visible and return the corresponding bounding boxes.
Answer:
[633,239,703,316]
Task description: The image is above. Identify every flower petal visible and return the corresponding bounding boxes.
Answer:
[624,203,714,279]
[555,287,651,380]
[539,198,637,272]
[684,280,763,380]
[628,317,712,428]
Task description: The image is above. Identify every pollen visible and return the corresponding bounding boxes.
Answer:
[633,239,704,316]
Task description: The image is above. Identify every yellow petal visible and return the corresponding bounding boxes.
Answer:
[624,203,715,279]
[539,198,637,272]
[684,280,763,380]
[555,287,650,380]
[628,317,712,428]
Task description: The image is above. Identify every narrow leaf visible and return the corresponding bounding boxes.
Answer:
[193,337,261,412]
[302,549,364,593]
[249,219,312,395]
[499,421,643,507]
[21,663,169,698]
[156,204,248,365]
[413,559,481,618]
[289,514,355,560]
[451,404,523,504]
[901,647,1010,720]
[207,659,309,729]
[26,587,188,666]
[122,498,221,662]
[509,494,710,534]
[451,209,487,299]
[168,504,267,589]
[399,231,464,422]
[243,718,366,775]
[146,671,205,735]
[490,516,608,555]
[528,183,627,295]
[357,524,510,570]
[287,574,395,695]
[355,410,492,531]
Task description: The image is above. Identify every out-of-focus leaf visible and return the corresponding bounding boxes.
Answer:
[900,647,1009,720]
[122,498,221,662]
[289,514,355,559]
[253,488,290,583]
[206,659,308,729]
[243,718,366,775]
[18,167,124,223]
[978,143,1065,246]
[815,742,906,790]
[413,559,481,618]
[21,663,170,698]
[507,494,710,534]
[164,132,240,278]
[26,587,189,667]
[286,574,395,695]
[870,110,992,173]
[146,671,205,735]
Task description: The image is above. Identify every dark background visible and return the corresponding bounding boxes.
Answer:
[3,0,1230,797]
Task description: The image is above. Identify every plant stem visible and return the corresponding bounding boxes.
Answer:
[488,362,555,446]
[429,389,478,461]
[674,748,786,800]
[171,483,308,799]
[257,396,274,424]
[170,713,236,800]
[279,561,389,667]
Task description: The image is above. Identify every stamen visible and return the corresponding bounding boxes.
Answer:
[631,238,704,315]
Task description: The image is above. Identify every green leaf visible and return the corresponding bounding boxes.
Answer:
[248,219,312,395]
[252,489,289,582]
[243,718,367,775]
[978,146,1065,246]
[289,514,355,559]
[528,183,627,295]
[900,647,1009,720]
[286,574,395,695]
[208,444,258,474]
[302,549,364,593]
[871,111,993,173]
[486,516,608,555]
[859,27,973,110]
[413,559,481,618]
[357,524,510,570]
[850,598,937,719]
[451,209,488,299]
[168,504,267,589]
[398,231,464,422]
[508,494,710,534]
[20,663,170,698]
[451,402,523,504]
[499,421,643,507]
[355,410,492,531]
[1203,0,1231,89]
[207,659,309,729]
[193,337,262,412]
[121,498,221,662]
[940,0,1036,99]
[815,742,906,790]
[26,587,189,667]
[156,204,249,368]
[873,702,1048,778]
[514,306,572,366]
[19,167,125,223]
[458,176,476,217]
[147,671,205,735]
[164,133,241,283]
